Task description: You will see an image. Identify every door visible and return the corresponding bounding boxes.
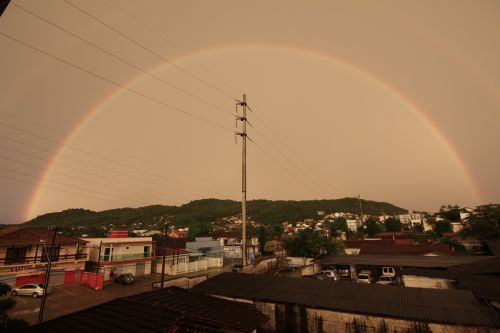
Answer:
[136,262,145,276]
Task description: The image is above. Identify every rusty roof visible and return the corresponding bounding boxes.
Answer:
[27,286,268,333]
[193,273,499,328]
[0,227,86,245]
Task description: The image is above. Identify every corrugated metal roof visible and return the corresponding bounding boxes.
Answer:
[319,254,489,267]
[193,273,500,328]
[26,286,268,333]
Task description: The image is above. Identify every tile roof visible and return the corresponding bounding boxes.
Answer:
[0,227,86,245]
[193,273,500,328]
[26,286,268,333]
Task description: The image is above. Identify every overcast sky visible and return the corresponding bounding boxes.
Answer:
[1,0,499,224]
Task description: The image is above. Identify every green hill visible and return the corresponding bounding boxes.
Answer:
[24,197,407,228]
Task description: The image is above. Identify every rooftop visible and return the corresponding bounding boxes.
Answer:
[27,286,268,333]
[193,273,499,328]
[0,227,86,246]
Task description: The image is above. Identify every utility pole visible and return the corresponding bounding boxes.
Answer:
[357,195,363,221]
[38,227,57,324]
[236,94,248,267]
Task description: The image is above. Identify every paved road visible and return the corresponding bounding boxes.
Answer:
[9,262,235,326]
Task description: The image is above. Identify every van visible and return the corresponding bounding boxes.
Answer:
[382,267,396,277]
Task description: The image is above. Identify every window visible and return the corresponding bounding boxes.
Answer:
[5,247,27,265]
[144,246,151,258]
[102,247,111,261]
[41,245,60,262]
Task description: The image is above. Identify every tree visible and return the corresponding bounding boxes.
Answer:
[330,217,348,237]
[0,283,29,333]
[187,221,210,237]
[435,220,452,236]
[384,217,402,232]
[462,205,500,240]
[439,205,461,222]
[365,218,384,237]
[284,229,344,257]
[258,226,268,255]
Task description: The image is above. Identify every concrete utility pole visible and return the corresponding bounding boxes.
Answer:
[236,94,248,267]
[38,227,57,324]
[357,194,363,221]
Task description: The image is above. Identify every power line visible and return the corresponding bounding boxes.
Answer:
[107,0,242,98]
[0,169,141,207]
[0,32,234,134]
[252,109,344,196]
[0,141,188,202]
[0,137,203,200]
[11,3,233,117]
[0,111,225,190]
[251,141,322,197]
[62,0,237,100]
[0,154,170,204]
[0,119,226,198]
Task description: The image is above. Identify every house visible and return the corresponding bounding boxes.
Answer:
[210,232,259,259]
[0,227,87,287]
[84,230,154,281]
[168,229,188,238]
[194,273,499,333]
[26,286,268,333]
[153,236,224,276]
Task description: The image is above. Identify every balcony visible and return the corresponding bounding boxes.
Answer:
[99,252,152,262]
[0,253,88,265]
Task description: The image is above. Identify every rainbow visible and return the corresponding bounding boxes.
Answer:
[25,45,482,220]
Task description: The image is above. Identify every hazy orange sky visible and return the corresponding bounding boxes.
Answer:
[1,1,499,224]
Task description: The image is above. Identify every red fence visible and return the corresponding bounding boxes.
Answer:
[79,272,104,290]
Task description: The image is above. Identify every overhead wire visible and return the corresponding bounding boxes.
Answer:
[11,2,234,117]
[0,121,225,197]
[0,174,134,208]
[107,0,241,98]
[0,141,189,202]
[62,0,237,101]
[0,111,226,190]
[0,136,204,200]
[0,154,171,203]
[0,32,234,134]
[0,166,149,206]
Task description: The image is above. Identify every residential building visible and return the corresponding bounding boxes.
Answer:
[346,219,359,233]
[210,232,259,259]
[0,227,87,287]
[84,231,154,281]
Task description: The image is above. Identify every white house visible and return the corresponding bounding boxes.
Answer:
[85,232,154,281]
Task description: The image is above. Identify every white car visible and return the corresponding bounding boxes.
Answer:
[377,276,396,285]
[11,283,50,298]
[356,273,373,284]
[319,270,339,281]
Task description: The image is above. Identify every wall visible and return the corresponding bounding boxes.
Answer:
[252,301,498,333]
[402,275,456,289]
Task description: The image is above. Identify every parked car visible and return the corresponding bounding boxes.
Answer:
[303,274,330,281]
[114,273,135,285]
[357,270,373,284]
[11,283,50,298]
[377,276,396,285]
[319,269,339,281]
[232,264,243,273]
[338,266,351,279]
